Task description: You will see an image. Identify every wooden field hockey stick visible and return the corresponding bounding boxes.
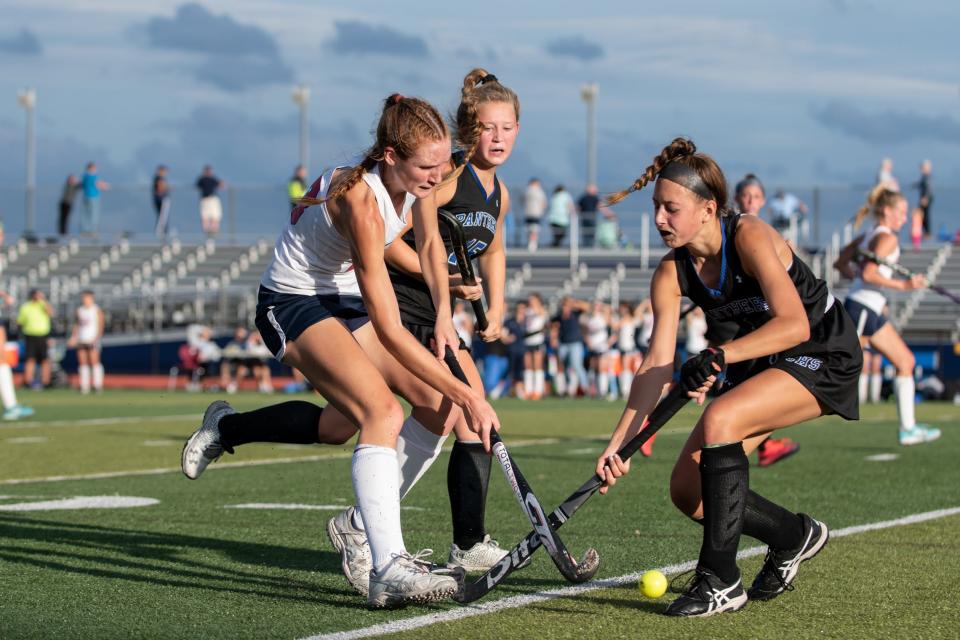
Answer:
[858,248,960,304]
[455,383,690,603]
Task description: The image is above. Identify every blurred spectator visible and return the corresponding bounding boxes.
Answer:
[910,207,924,251]
[58,174,80,236]
[767,190,808,245]
[523,178,547,251]
[523,294,548,399]
[17,289,54,389]
[219,327,273,393]
[186,323,221,385]
[80,162,109,236]
[553,296,590,397]
[288,165,308,210]
[452,301,474,350]
[547,185,575,247]
[67,290,105,394]
[913,160,933,239]
[196,165,224,236]
[505,301,527,398]
[577,184,601,248]
[153,165,171,238]
[876,157,900,191]
[481,311,511,399]
[0,283,32,419]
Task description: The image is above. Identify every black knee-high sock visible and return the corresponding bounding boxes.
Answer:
[447,441,491,549]
[698,443,749,584]
[218,401,322,449]
[743,490,804,551]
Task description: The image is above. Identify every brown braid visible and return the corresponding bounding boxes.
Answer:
[853,184,904,229]
[606,138,698,205]
[441,68,521,186]
[606,137,730,216]
[300,93,448,205]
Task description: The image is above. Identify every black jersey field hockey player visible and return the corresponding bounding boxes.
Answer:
[596,138,862,618]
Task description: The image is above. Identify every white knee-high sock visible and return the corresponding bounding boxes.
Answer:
[352,444,406,572]
[597,370,608,397]
[79,365,91,394]
[894,376,916,430]
[869,374,882,404]
[396,415,447,500]
[620,371,634,399]
[534,370,545,396]
[554,369,566,395]
[0,364,17,410]
[523,369,534,397]
[92,363,104,390]
[858,373,868,405]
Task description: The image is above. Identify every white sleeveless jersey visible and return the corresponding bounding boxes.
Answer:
[76,304,101,344]
[261,165,415,296]
[586,312,609,353]
[524,311,547,347]
[847,225,898,314]
[617,315,638,352]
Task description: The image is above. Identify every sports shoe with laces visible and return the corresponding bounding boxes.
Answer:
[181,400,235,479]
[326,507,372,596]
[447,534,510,572]
[664,567,748,617]
[899,424,941,446]
[748,513,828,601]
[367,550,460,609]
[757,437,800,467]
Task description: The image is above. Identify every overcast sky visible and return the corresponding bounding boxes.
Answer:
[1,0,957,193]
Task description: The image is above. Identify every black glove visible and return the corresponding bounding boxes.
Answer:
[680,348,726,392]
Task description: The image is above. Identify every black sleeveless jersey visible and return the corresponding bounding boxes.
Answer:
[390,156,502,326]
[674,214,829,339]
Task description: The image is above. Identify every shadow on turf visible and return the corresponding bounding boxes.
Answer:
[0,515,379,608]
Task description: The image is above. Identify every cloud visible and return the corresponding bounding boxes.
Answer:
[0,28,42,56]
[140,3,292,91]
[326,21,428,58]
[545,36,604,62]
[194,55,293,92]
[144,3,277,57]
[811,101,960,145]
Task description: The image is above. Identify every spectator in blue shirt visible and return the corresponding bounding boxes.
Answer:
[79,162,109,236]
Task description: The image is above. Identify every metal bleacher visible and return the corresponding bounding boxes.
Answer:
[0,236,956,343]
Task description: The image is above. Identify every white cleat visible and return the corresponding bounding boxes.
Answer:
[326,507,372,596]
[367,550,459,609]
[181,400,235,479]
[447,534,511,572]
[899,424,941,446]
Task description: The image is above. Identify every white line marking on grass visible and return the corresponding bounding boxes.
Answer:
[865,453,899,462]
[5,436,48,444]
[142,440,179,447]
[0,414,200,430]
[568,447,599,455]
[224,503,425,512]
[0,496,159,511]
[301,506,960,640]
[0,437,565,486]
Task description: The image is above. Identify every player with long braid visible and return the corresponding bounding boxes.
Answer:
[596,138,861,617]
[181,94,500,609]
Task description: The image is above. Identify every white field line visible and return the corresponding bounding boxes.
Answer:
[302,506,960,640]
[0,414,200,430]
[0,437,571,486]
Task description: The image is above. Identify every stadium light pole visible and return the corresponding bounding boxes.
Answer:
[292,84,310,175]
[17,88,36,238]
[580,83,598,188]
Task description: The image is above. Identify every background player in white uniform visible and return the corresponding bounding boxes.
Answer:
[181,95,499,609]
[68,290,104,394]
[837,185,939,446]
[523,293,548,399]
[614,301,642,400]
[0,288,32,420]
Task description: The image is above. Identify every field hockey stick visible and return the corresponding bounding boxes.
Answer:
[443,348,600,585]
[456,383,690,603]
[857,248,960,304]
[437,209,488,331]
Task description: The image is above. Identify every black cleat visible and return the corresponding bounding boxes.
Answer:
[664,567,748,617]
[748,513,828,601]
